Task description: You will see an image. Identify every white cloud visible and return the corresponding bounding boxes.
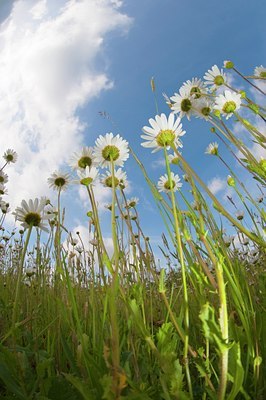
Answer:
[207,176,226,195]
[0,0,131,209]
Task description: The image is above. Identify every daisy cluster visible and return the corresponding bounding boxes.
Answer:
[0,149,18,217]
[66,133,130,190]
[166,63,244,121]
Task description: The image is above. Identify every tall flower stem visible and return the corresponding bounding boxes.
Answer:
[232,67,265,95]
[55,188,62,279]
[164,146,193,399]
[110,159,121,398]
[11,225,33,335]
[87,185,110,281]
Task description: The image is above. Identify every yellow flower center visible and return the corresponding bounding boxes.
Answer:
[214,75,224,86]
[164,180,176,190]
[78,156,92,169]
[222,101,236,114]
[156,130,175,147]
[181,98,192,112]
[105,176,119,188]
[190,86,201,99]
[201,107,211,116]
[54,177,66,187]
[102,145,120,162]
[24,212,41,227]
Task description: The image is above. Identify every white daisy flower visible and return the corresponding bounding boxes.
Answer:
[0,171,8,185]
[123,210,137,221]
[70,147,95,170]
[13,198,52,232]
[168,154,180,165]
[194,98,213,120]
[241,237,249,246]
[104,203,113,211]
[77,166,99,186]
[235,210,244,220]
[223,235,233,247]
[223,60,234,69]
[157,172,182,193]
[3,149,18,164]
[214,90,241,119]
[25,267,36,277]
[254,65,266,78]
[94,133,129,168]
[181,78,207,99]
[124,197,139,208]
[101,168,128,189]
[48,171,71,191]
[170,87,195,120]
[257,195,264,203]
[204,65,227,91]
[0,200,10,214]
[141,113,185,152]
[205,142,219,156]
[0,184,7,196]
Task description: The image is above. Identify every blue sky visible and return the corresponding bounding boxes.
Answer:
[0,0,265,249]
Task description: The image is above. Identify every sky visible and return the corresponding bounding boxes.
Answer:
[0,0,265,251]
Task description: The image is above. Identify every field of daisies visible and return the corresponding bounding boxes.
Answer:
[0,62,265,399]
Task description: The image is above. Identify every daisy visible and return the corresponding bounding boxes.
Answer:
[254,65,266,78]
[0,201,10,214]
[13,198,52,232]
[3,149,18,164]
[0,184,7,196]
[104,203,113,211]
[205,142,219,156]
[0,171,8,184]
[235,210,244,220]
[181,78,207,99]
[157,172,182,193]
[204,65,227,91]
[194,98,213,120]
[223,60,234,69]
[141,113,185,152]
[170,87,195,120]
[48,171,71,191]
[70,147,95,170]
[168,154,180,165]
[124,197,139,208]
[223,235,232,247]
[77,166,99,186]
[101,168,128,189]
[123,210,137,220]
[214,90,241,119]
[94,133,129,168]
[227,175,235,187]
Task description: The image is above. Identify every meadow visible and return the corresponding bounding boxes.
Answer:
[0,61,265,399]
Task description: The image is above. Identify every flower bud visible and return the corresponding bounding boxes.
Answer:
[227,175,235,187]
[224,60,234,69]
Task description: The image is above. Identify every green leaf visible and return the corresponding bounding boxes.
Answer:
[227,342,246,400]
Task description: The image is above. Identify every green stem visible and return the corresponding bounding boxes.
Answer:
[12,225,33,335]
[110,160,121,397]
[163,147,193,399]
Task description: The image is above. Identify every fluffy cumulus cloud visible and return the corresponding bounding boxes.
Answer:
[207,176,226,195]
[0,0,131,208]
